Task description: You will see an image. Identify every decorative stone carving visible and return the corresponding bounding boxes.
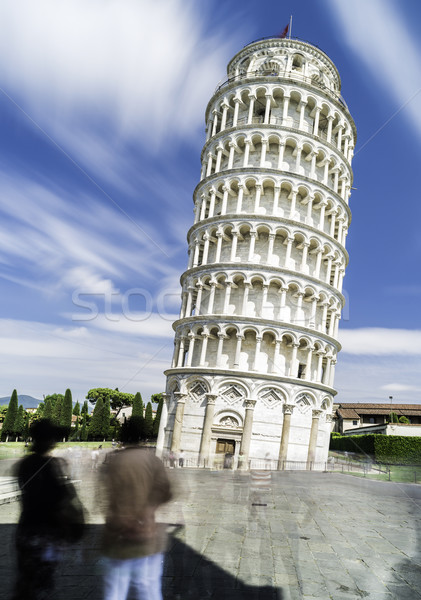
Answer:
[219,416,240,428]
[260,388,284,409]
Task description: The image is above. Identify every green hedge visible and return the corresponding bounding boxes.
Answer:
[330,433,376,455]
[374,436,421,464]
[330,433,421,464]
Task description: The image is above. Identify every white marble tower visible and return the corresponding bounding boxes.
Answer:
[157,36,356,469]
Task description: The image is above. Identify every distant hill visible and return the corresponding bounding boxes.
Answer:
[0,394,42,409]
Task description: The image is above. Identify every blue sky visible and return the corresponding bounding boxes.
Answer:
[0,0,420,406]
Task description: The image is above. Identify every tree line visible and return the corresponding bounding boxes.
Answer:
[0,388,164,442]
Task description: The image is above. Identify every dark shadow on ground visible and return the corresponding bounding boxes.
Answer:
[1,523,282,600]
[164,534,282,599]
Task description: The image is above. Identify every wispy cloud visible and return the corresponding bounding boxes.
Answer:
[327,0,421,143]
[0,171,181,294]
[339,328,421,355]
[0,0,242,152]
[0,318,172,400]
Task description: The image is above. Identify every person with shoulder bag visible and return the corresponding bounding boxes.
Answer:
[11,419,85,600]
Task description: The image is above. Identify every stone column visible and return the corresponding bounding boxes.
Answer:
[230,232,238,262]
[329,210,337,237]
[294,145,302,173]
[282,94,290,124]
[277,142,285,170]
[236,184,244,212]
[326,115,333,143]
[259,140,267,168]
[278,286,287,320]
[306,194,314,225]
[254,184,262,213]
[298,101,306,129]
[247,95,256,125]
[155,393,169,457]
[273,185,280,214]
[313,106,321,136]
[284,237,294,266]
[252,336,262,371]
[223,281,232,314]
[228,142,236,169]
[306,409,323,469]
[240,399,256,468]
[199,393,217,466]
[185,287,194,317]
[272,339,282,373]
[232,98,240,127]
[216,333,226,367]
[221,186,229,215]
[267,233,275,264]
[195,284,203,315]
[278,404,294,469]
[264,95,272,124]
[207,282,216,314]
[170,392,186,453]
[289,189,297,219]
[199,332,209,366]
[200,195,207,220]
[208,190,216,218]
[201,235,210,265]
[248,231,257,261]
[305,346,314,380]
[261,284,269,317]
[234,334,243,368]
[241,282,251,315]
[289,342,299,377]
[319,200,327,230]
[314,248,323,278]
[186,333,196,367]
[215,231,223,262]
[206,152,213,177]
[300,242,309,272]
[176,337,186,367]
[220,103,229,131]
[211,110,218,136]
[171,339,180,368]
[243,140,251,167]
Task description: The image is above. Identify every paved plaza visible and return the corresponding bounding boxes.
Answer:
[1,461,421,600]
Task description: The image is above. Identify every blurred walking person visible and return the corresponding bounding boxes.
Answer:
[11,419,85,600]
[101,420,172,600]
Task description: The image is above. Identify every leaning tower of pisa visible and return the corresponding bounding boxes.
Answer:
[157,36,356,469]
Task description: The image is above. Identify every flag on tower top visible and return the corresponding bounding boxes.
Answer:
[279,24,289,39]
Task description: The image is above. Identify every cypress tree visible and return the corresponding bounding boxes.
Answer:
[101,397,111,440]
[61,389,73,438]
[14,405,25,439]
[144,402,154,438]
[152,395,164,438]
[51,394,64,426]
[80,412,88,441]
[2,389,18,441]
[89,398,104,440]
[43,398,53,421]
[132,392,144,418]
[73,401,80,427]
[131,392,145,439]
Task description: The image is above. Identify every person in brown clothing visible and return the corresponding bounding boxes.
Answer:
[100,423,172,600]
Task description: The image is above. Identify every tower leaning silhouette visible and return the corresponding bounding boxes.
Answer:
[157,35,356,469]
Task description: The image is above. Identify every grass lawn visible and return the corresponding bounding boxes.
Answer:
[346,464,421,484]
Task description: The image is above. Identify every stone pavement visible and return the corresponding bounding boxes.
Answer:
[1,464,421,600]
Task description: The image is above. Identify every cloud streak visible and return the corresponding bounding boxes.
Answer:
[339,328,421,355]
[326,0,421,144]
[0,0,242,151]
